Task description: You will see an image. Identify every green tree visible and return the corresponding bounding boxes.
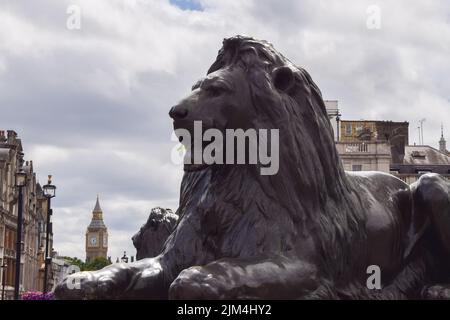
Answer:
[83,257,112,271]
[61,256,85,271]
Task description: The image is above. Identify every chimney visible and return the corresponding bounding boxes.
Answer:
[0,130,6,143]
[7,130,17,144]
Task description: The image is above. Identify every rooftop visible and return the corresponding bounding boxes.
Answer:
[404,145,450,165]
[88,219,106,229]
[340,120,409,124]
[93,195,102,212]
[87,195,107,230]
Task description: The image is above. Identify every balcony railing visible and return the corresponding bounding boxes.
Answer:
[344,143,368,153]
[336,141,391,155]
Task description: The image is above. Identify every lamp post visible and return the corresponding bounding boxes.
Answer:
[121,251,129,264]
[1,261,7,300]
[419,118,426,145]
[14,169,27,300]
[42,175,56,293]
[336,113,341,142]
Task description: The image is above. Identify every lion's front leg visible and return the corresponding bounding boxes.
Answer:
[55,256,169,299]
[168,256,319,299]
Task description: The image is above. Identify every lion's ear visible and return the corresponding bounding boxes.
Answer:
[192,79,203,91]
[272,66,294,93]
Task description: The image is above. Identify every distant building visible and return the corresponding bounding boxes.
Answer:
[335,140,392,172]
[85,196,108,263]
[335,119,408,172]
[324,100,340,141]
[339,120,409,164]
[325,102,449,182]
[390,125,450,183]
[0,130,54,299]
[391,145,450,183]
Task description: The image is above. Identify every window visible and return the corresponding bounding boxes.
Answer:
[352,165,362,171]
[3,258,16,287]
[345,124,352,136]
[356,126,363,135]
[411,151,426,159]
[5,227,16,251]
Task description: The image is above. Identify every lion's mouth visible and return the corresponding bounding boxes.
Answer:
[172,119,218,172]
[183,163,210,172]
[182,139,215,172]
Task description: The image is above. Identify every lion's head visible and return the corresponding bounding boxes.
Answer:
[132,207,178,260]
[169,36,343,186]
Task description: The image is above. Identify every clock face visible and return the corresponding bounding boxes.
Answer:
[90,236,97,246]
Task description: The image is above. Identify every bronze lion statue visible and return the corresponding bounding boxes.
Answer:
[132,207,178,260]
[56,35,450,299]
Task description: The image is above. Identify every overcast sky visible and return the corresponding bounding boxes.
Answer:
[0,0,449,261]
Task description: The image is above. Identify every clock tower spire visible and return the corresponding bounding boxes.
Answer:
[85,195,108,263]
[439,123,447,154]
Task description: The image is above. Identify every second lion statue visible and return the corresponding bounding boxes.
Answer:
[55,35,450,299]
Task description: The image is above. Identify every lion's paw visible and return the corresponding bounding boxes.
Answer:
[54,269,125,300]
[169,267,223,299]
[54,271,100,300]
[422,284,450,300]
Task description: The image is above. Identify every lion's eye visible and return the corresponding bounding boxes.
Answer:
[206,86,224,97]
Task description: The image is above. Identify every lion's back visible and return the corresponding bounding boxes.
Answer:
[346,171,410,274]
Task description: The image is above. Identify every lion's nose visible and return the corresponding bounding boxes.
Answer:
[169,106,188,119]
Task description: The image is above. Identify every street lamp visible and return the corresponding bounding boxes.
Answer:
[121,251,129,263]
[43,175,56,198]
[42,175,56,293]
[14,169,27,300]
[1,261,7,300]
[336,113,341,142]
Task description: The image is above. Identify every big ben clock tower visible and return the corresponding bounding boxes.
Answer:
[85,196,108,263]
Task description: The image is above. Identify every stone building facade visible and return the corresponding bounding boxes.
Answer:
[325,103,450,183]
[333,120,408,172]
[335,140,392,172]
[0,130,54,299]
[339,120,409,164]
